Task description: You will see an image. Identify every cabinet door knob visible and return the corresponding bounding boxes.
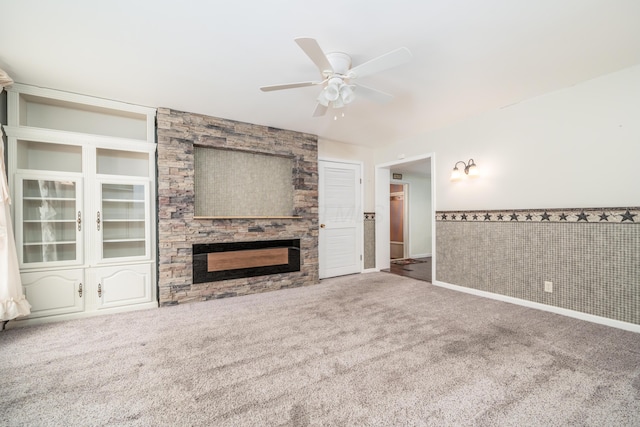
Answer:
[96,211,101,231]
[98,283,102,298]
[78,283,83,298]
[77,211,82,231]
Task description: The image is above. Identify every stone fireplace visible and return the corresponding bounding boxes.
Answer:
[192,239,301,283]
[156,108,318,306]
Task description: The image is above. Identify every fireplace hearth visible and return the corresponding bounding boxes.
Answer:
[193,239,301,283]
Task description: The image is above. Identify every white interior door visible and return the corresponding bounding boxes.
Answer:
[319,160,362,279]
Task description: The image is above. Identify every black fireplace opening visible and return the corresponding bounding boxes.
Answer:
[193,239,301,283]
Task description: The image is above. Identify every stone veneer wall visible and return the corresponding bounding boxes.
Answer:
[156,108,318,305]
[436,207,640,325]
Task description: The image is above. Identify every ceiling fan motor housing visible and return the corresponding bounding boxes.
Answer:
[324,52,352,77]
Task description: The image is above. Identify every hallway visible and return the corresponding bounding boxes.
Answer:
[387,257,432,282]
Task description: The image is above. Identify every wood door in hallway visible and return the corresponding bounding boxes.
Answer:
[318,160,362,279]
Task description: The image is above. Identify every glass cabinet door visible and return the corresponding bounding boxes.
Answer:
[97,181,149,262]
[17,176,83,267]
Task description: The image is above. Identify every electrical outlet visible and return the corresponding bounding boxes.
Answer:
[544,281,553,293]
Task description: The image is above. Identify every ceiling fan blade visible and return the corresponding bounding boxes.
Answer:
[260,81,322,92]
[312,103,328,117]
[294,37,333,74]
[354,83,394,104]
[348,47,412,79]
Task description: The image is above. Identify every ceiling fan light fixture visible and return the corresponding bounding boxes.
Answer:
[317,92,330,107]
[324,85,340,102]
[324,77,343,101]
[340,84,356,104]
[261,38,412,117]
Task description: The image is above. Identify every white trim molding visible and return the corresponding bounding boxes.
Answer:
[433,280,640,334]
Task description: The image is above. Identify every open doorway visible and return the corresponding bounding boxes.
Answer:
[390,183,408,259]
[376,154,434,283]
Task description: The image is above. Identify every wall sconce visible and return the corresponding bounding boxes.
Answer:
[450,159,479,181]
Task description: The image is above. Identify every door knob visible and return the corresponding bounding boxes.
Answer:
[320,224,326,228]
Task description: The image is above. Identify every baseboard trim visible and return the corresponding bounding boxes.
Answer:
[433,280,640,333]
[362,268,380,274]
[410,253,431,258]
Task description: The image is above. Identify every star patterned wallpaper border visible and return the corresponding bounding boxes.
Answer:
[436,207,639,223]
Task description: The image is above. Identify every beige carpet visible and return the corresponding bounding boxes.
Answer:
[1,272,639,426]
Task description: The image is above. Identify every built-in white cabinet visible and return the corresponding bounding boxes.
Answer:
[3,84,157,324]
[92,263,152,310]
[21,269,84,318]
[16,174,84,267]
[97,179,151,263]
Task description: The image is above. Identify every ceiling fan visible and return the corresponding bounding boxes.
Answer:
[260,37,412,117]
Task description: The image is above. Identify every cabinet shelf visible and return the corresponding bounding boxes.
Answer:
[102,199,145,203]
[103,238,146,243]
[102,219,145,223]
[23,241,76,246]
[23,219,76,223]
[23,197,77,201]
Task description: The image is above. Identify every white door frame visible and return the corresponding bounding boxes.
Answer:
[389,180,410,259]
[318,157,364,278]
[375,154,435,278]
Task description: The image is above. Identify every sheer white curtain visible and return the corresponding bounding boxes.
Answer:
[36,180,59,262]
[1,79,32,322]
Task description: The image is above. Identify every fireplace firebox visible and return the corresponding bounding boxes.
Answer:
[193,239,301,283]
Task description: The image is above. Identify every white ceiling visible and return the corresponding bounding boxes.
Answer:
[2,1,639,148]
[391,160,432,178]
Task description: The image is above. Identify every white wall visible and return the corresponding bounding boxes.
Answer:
[318,138,375,212]
[375,64,640,211]
[407,173,431,257]
[393,173,431,257]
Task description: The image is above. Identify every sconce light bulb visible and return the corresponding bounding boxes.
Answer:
[451,159,479,181]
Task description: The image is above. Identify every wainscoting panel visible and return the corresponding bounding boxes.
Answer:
[364,213,376,269]
[436,208,640,325]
